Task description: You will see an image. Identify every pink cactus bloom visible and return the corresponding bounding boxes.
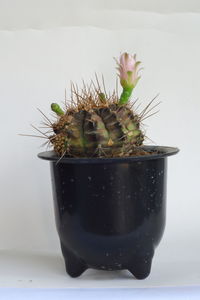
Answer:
[117,52,141,88]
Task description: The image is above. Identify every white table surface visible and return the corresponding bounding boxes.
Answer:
[0,287,200,300]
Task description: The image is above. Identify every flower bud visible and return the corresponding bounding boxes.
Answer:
[117,52,141,89]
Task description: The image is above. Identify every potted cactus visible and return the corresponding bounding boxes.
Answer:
[37,53,179,279]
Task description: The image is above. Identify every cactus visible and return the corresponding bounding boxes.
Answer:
[42,52,154,158]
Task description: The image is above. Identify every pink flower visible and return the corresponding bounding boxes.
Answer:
[116,52,141,88]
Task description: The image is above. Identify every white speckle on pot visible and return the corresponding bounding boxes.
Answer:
[62,181,66,185]
[92,193,99,197]
[70,178,75,182]
[117,191,121,194]
[127,195,131,199]
[102,186,106,190]
[115,263,122,267]
[106,253,109,257]
[88,176,92,181]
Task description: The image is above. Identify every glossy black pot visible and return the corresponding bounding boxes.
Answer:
[38,146,179,279]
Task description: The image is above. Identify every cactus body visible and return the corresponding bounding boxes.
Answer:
[50,96,144,157]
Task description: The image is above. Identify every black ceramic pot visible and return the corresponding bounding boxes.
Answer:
[38,145,178,279]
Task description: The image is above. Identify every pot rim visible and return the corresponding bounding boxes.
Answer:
[38,145,179,164]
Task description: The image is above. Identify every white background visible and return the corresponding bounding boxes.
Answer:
[0,0,200,292]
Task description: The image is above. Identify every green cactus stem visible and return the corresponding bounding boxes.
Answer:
[118,87,133,105]
[98,92,106,104]
[51,103,64,116]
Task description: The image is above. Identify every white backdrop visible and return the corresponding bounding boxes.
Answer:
[0,0,200,288]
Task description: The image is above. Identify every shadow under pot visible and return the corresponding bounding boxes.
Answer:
[38,145,179,279]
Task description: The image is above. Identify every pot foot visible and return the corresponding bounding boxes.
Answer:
[128,257,152,280]
[64,257,87,278]
[60,243,87,278]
